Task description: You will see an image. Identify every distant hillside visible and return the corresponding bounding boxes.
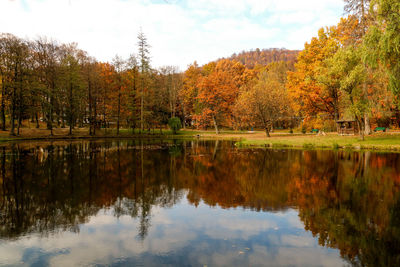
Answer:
[222,48,300,69]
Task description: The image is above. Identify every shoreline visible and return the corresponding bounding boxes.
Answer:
[0,129,399,152]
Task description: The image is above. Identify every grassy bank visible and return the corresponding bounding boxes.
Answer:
[0,127,246,143]
[236,132,400,151]
[1,127,399,151]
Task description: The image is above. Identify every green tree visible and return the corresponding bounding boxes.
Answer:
[168,117,182,134]
[365,0,400,108]
[59,45,84,135]
[329,46,368,140]
[34,37,60,135]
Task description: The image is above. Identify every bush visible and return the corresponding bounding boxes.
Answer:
[168,117,182,134]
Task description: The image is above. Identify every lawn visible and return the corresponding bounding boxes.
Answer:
[236,132,400,151]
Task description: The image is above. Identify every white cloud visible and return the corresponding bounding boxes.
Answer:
[0,200,345,267]
[0,0,344,70]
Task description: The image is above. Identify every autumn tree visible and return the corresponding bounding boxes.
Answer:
[287,27,341,122]
[0,34,11,131]
[33,37,60,135]
[81,57,101,135]
[112,55,125,135]
[181,62,202,128]
[236,62,291,137]
[0,34,31,135]
[195,60,245,134]
[126,54,139,131]
[59,44,84,135]
[98,62,114,129]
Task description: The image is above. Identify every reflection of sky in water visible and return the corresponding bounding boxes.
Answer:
[0,195,345,267]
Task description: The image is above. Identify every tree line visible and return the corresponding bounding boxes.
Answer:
[0,30,182,136]
[1,0,399,138]
[181,0,400,138]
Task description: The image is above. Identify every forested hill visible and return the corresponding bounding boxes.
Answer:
[221,48,300,68]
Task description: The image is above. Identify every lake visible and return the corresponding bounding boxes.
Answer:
[0,139,399,267]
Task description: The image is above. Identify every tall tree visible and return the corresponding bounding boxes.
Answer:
[59,44,84,135]
[344,0,374,134]
[181,62,202,128]
[287,27,340,121]
[126,54,139,131]
[137,30,151,132]
[112,55,125,135]
[82,57,100,136]
[195,60,244,134]
[365,0,400,109]
[344,0,371,24]
[329,46,368,140]
[0,34,11,131]
[34,37,60,135]
[0,35,30,135]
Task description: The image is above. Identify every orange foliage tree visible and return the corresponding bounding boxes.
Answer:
[194,60,248,134]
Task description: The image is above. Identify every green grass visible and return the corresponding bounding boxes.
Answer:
[236,134,400,151]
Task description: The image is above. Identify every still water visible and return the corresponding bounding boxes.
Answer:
[0,139,400,267]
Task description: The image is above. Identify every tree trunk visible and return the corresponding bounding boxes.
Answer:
[93,94,97,136]
[117,87,121,136]
[88,79,93,136]
[10,87,16,136]
[356,116,365,141]
[0,107,5,131]
[265,127,270,138]
[141,82,144,133]
[17,76,23,136]
[182,106,186,130]
[35,113,39,128]
[62,107,65,128]
[212,115,219,134]
[17,113,21,136]
[132,69,136,134]
[334,103,340,133]
[69,78,73,136]
[362,63,371,136]
[49,87,54,136]
[364,113,371,135]
[1,82,6,131]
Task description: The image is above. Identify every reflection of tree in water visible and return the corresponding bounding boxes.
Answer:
[1,140,400,265]
[0,140,183,240]
[288,150,400,266]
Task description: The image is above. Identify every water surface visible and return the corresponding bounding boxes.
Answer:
[1,140,400,266]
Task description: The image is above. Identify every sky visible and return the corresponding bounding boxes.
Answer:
[1,0,344,70]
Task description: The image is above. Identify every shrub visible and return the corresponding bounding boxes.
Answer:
[168,117,182,134]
